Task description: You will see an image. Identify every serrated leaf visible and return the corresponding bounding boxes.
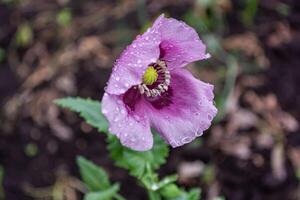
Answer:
[77,156,110,191]
[186,189,201,200]
[84,184,120,200]
[54,97,108,132]
[160,184,182,199]
[107,133,169,178]
[163,187,201,200]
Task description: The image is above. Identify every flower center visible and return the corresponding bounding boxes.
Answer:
[143,66,158,85]
[138,60,171,98]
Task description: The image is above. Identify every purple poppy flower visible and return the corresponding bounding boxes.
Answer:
[102,14,217,151]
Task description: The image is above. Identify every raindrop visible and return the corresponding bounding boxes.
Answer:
[114,117,119,122]
[119,89,125,93]
[135,116,141,121]
[195,132,203,137]
[150,58,156,63]
[182,137,192,144]
[208,114,212,120]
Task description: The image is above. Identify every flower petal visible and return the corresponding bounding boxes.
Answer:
[146,69,217,147]
[158,16,210,69]
[105,21,163,95]
[102,93,153,151]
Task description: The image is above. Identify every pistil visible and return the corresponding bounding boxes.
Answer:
[138,60,171,98]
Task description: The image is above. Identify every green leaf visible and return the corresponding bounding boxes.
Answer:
[54,97,108,132]
[77,156,110,191]
[160,184,182,199]
[84,184,120,200]
[160,186,201,200]
[186,188,201,200]
[107,133,169,178]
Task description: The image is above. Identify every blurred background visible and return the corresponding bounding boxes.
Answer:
[0,0,300,199]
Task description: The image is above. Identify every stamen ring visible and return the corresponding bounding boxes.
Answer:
[138,60,170,98]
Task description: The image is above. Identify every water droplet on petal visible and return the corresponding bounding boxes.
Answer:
[182,137,192,144]
[195,132,203,137]
[135,116,140,122]
[208,114,212,120]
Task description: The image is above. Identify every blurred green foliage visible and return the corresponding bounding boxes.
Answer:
[56,8,72,27]
[0,166,4,200]
[241,0,258,26]
[202,164,215,184]
[276,3,290,16]
[15,23,33,47]
[0,48,5,64]
[24,143,39,157]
